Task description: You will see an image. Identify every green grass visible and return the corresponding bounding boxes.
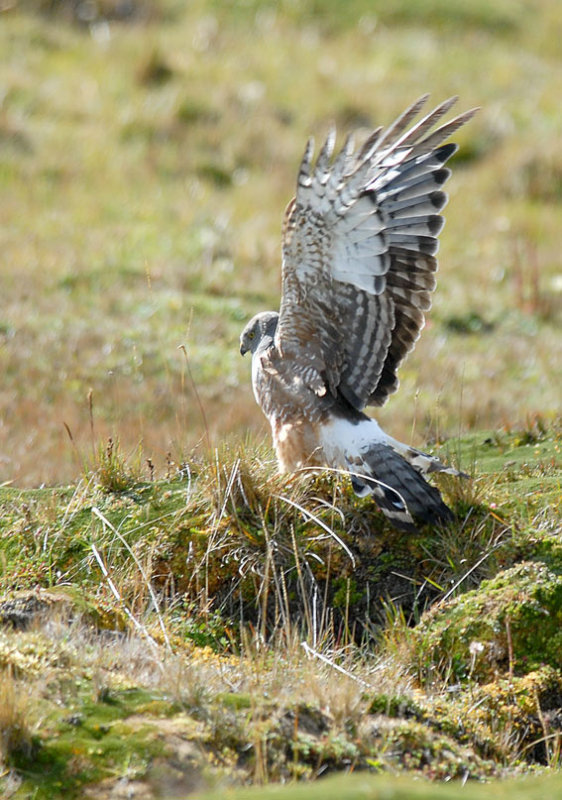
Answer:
[0,0,561,485]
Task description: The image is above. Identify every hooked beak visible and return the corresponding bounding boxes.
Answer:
[240,343,248,356]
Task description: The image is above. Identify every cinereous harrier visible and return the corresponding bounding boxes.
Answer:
[240,96,477,532]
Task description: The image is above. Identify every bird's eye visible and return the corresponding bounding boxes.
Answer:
[248,331,255,339]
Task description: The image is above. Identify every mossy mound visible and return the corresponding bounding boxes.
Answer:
[368,665,562,769]
[413,560,562,683]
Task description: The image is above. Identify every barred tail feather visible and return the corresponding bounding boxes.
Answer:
[319,416,459,533]
[350,442,454,533]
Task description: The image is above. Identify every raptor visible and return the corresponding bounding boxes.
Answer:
[240,96,477,532]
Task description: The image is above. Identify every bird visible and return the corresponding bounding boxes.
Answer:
[240,95,477,532]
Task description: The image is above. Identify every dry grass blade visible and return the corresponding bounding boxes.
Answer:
[91,506,171,654]
[90,542,163,664]
[0,670,35,764]
[301,641,373,689]
[274,493,356,568]
[438,544,499,605]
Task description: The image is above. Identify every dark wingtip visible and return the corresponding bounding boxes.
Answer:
[429,190,447,210]
[427,214,445,235]
[435,142,458,163]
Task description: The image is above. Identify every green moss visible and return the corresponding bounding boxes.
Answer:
[368,693,421,718]
[218,692,252,711]
[332,577,363,609]
[0,425,559,648]
[415,562,562,682]
[8,686,176,798]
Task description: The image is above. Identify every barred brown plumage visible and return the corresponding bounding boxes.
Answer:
[240,96,477,532]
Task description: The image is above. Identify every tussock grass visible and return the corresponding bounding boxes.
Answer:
[90,436,145,493]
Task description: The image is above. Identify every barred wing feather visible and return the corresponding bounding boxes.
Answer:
[277,95,478,410]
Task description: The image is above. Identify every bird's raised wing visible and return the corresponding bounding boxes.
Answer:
[277,95,477,410]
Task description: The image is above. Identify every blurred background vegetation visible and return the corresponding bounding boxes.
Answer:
[0,0,561,485]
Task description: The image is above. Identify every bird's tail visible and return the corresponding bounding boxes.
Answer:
[348,440,463,533]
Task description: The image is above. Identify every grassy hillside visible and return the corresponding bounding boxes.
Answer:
[0,422,560,797]
[0,0,561,485]
[1,1,561,797]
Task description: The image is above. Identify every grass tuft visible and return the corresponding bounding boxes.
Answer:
[0,670,37,766]
[92,437,144,493]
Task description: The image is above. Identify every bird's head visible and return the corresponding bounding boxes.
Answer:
[239,311,279,356]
